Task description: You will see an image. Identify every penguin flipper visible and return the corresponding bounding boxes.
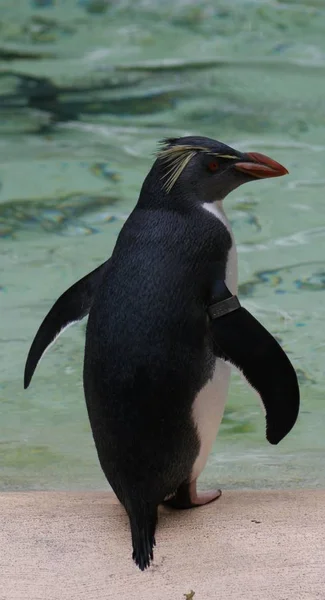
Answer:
[24,260,109,389]
[208,281,300,445]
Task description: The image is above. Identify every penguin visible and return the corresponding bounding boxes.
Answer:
[24,136,299,571]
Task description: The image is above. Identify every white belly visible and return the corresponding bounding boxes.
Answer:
[191,200,237,481]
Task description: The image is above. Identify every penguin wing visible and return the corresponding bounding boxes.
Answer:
[208,281,300,445]
[24,260,109,389]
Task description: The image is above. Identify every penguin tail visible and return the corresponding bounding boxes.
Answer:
[127,502,158,571]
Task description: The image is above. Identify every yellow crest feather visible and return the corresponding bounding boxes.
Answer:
[157,143,237,192]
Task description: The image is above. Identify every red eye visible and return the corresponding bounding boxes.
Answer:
[208,161,219,172]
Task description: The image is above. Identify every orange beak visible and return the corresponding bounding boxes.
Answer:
[235,152,289,179]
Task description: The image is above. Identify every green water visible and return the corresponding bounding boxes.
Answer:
[1,0,325,491]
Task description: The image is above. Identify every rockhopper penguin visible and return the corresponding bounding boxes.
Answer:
[24,136,299,571]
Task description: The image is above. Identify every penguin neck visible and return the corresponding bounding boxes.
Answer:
[203,199,238,296]
[202,198,230,228]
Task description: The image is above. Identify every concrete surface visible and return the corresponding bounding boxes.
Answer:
[0,490,324,600]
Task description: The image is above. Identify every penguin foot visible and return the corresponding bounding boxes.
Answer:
[191,488,222,506]
[163,481,222,510]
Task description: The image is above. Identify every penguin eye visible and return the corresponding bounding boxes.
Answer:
[207,160,219,172]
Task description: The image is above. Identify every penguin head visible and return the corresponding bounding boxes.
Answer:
[152,136,288,204]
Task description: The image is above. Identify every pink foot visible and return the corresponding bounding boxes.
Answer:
[163,480,222,509]
[191,485,222,506]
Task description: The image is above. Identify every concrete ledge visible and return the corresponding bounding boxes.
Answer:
[1,490,324,599]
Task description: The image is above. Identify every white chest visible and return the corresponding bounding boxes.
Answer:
[191,200,238,481]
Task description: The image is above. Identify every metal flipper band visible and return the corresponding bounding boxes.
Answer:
[208,295,241,320]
